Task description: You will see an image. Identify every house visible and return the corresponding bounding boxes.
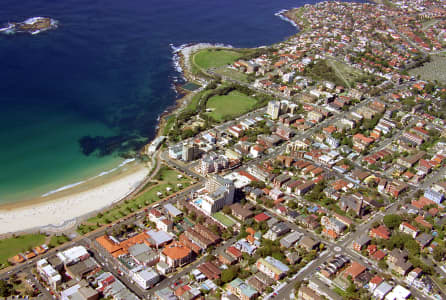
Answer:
[280,231,303,248]
[385,285,411,300]
[256,256,290,280]
[227,278,258,300]
[414,216,433,229]
[254,212,270,223]
[230,203,253,221]
[399,222,418,238]
[300,215,320,230]
[343,261,366,281]
[368,275,383,292]
[197,261,221,280]
[370,225,390,240]
[352,133,374,152]
[388,249,412,276]
[298,236,319,252]
[353,236,371,252]
[219,251,237,265]
[226,246,243,262]
[298,286,324,300]
[406,267,422,284]
[415,233,433,249]
[339,194,364,216]
[295,181,315,196]
[373,282,393,299]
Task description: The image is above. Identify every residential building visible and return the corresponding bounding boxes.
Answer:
[373,282,393,299]
[201,175,235,214]
[256,256,290,280]
[182,143,198,162]
[230,203,253,221]
[353,236,371,252]
[399,222,418,238]
[298,286,323,300]
[130,266,160,289]
[267,101,281,120]
[227,278,258,300]
[36,259,61,290]
[160,241,193,268]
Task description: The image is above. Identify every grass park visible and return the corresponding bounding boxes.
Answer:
[193,48,243,70]
[0,234,46,269]
[409,54,446,84]
[78,166,193,234]
[206,90,257,122]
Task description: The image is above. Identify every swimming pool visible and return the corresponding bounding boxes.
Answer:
[194,198,203,206]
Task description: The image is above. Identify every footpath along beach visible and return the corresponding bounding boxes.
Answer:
[0,162,148,235]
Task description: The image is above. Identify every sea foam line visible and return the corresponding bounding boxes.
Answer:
[274,9,300,29]
[41,158,135,197]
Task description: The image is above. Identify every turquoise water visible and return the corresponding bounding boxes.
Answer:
[0,0,312,204]
[0,101,122,203]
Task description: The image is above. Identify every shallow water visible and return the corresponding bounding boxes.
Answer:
[0,0,314,203]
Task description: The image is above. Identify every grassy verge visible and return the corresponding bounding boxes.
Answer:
[163,116,177,136]
[0,234,46,268]
[48,235,70,248]
[206,90,257,122]
[81,166,191,230]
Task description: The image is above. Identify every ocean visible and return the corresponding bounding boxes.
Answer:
[0,0,317,204]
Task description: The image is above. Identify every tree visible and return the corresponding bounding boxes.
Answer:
[222,205,231,215]
[221,266,238,283]
[0,280,12,297]
[433,246,446,262]
[383,214,402,230]
[378,260,388,270]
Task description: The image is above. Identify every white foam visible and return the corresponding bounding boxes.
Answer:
[41,158,135,197]
[275,9,300,29]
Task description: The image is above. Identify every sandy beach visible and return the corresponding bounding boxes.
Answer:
[0,163,149,235]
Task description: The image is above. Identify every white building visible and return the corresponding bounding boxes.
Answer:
[267,100,281,120]
[373,282,393,299]
[200,175,235,215]
[57,246,89,266]
[148,136,166,154]
[130,266,160,290]
[36,259,61,290]
[384,285,411,300]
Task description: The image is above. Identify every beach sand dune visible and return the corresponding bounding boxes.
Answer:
[0,165,148,235]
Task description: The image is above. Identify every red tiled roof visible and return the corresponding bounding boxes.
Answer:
[254,213,270,222]
[343,262,366,280]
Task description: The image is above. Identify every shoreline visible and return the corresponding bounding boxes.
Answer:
[0,2,306,236]
[0,161,149,236]
[1,13,295,235]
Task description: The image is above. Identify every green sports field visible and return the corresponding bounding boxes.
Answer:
[193,49,243,70]
[206,91,257,122]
